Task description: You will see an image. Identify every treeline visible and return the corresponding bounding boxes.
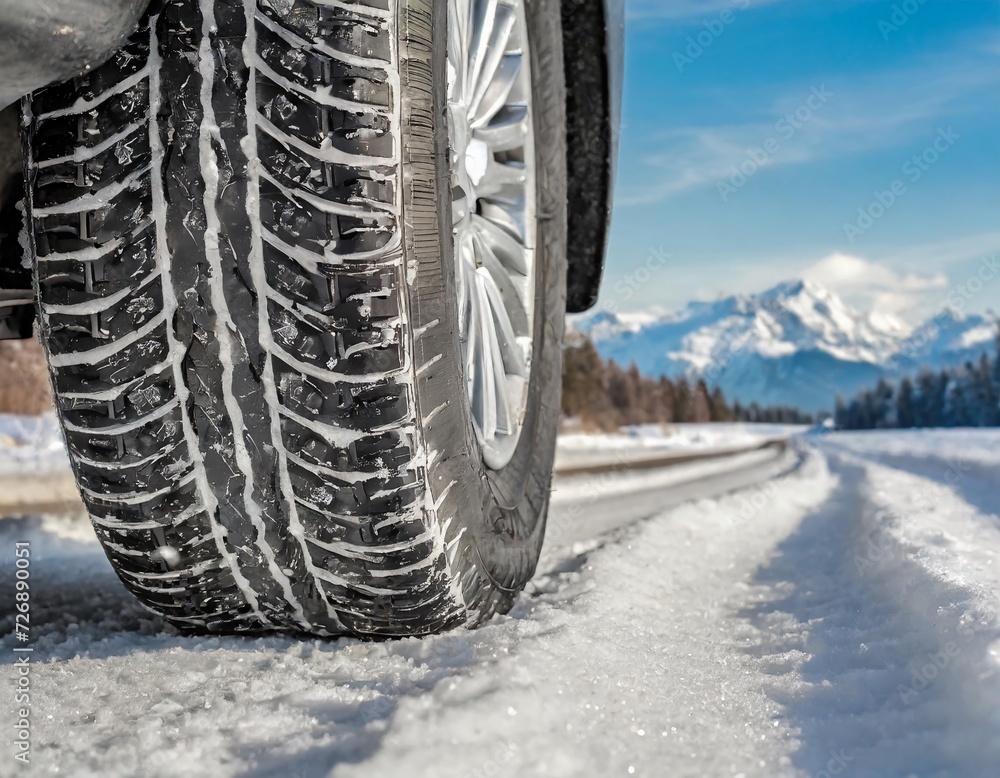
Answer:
[835,338,1000,430]
[562,338,814,432]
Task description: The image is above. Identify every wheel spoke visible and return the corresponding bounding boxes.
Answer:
[464,258,480,393]
[472,214,528,275]
[474,105,529,152]
[479,202,527,251]
[478,263,528,378]
[452,186,472,224]
[468,0,500,102]
[473,272,500,440]
[469,3,517,119]
[457,232,474,331]
[449,0,535,469]
[471,53,521,128]
[448,0,471,99]
[473,230,529,337]
[476,157,527,200]
[481,286,517,435]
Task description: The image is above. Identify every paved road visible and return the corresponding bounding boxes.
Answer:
[546,441,796,548]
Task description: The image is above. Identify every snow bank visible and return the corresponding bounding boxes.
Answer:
[776,434,1000,777]
[829,428,1000,472]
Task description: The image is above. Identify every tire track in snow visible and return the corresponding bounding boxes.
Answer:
[822,438,1000,523]
[741,444,1000,777]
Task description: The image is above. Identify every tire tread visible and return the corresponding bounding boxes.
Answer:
[25,0,463,636]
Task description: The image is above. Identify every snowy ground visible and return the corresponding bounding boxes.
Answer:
[2,429,999,777]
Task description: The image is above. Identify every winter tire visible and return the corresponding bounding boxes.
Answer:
[22,0,567,636]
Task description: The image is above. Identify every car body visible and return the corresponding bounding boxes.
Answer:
[0,0,150,110]
[0,0,622,333]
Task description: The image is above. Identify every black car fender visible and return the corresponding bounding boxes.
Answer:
[0,0,150,110]
[562,0,623,312]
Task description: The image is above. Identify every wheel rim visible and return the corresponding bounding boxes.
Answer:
[447,0,537,471]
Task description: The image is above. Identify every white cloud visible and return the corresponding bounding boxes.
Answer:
[603,234,998,324]
[619,122,816,205]
[803,252,947,316]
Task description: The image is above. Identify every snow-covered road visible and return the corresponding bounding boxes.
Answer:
[2,431,999,777]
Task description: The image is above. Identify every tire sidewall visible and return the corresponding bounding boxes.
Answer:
[401,0,567,614]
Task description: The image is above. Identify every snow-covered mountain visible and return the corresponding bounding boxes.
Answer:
[574,280,996,413]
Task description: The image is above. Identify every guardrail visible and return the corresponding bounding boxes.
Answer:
[553,438,788,477]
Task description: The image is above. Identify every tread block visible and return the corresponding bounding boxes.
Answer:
[29,39,151,118]
[256,21,391,107]
[275,359,411,431]
[59,372,174,430]
[267,297,403,375]
[259,176,396,257]
[258,1,393,63]
[33,125,151,207]
[32,80,151,157]
[259,133,395,204]
[37,226,157,299]
[287,456,418,516]
[33,174,153,247]
[257,73,393,157]
[46,276,163,344]
[50,330,169,390]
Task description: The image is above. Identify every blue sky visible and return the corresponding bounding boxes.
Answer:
[602,0,1000,324]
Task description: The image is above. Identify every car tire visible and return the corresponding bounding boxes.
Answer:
[21,0,567,636]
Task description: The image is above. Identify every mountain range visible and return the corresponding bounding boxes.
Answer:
[572,280,996,413]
